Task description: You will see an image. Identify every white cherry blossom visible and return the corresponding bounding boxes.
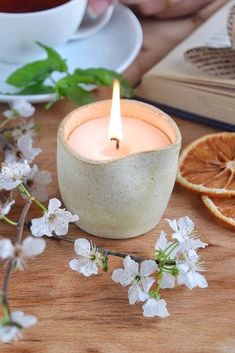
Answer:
[3,99,35,119]
[5,135,41,164]
[23,164,51,202]
[177,249,208,289]
[167,216,195,243]
[30,198,79,237]
[12,121,36,141]
[112,256,158,304]
[142,297,169,318]
[0,311,37,343]
[0,236,46,269]
[0,161,31,190]
[69,238,102,277]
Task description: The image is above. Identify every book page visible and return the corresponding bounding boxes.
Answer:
[148,0,235,88]
[206,28,231,47]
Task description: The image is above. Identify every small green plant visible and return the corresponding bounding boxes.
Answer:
[5,42,133,107]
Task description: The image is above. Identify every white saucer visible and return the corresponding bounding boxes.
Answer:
[0,4,143,103]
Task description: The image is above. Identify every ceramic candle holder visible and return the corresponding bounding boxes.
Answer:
[57,100,181,239]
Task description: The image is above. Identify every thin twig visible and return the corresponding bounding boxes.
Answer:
[16,200,32,244]
[1,260,14,319]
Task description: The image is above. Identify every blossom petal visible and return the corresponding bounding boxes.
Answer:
[141,277,155,293]
[48,198,61,213]
[140,260,158,277]
[30,184,49,203]
[74,238,91,257]
[166,219,178,232]
[56,209,79,223]
[0,200,15,217]
[30,216,53,237]
[0,239,14,260]
[123,256,138,275]
[17,135,41,162]
[11,311,37,328]
[79,260,98,277]
[21,236,46,257]
[53,218,70,236]
[172,232,185,243]
[12,99,35,118]
[69,258,88,272]
[111,268,134,286]
[128,285,148,304]
[155,231,168,251]
[178,216,194,235]
[177,274,186,286]
[177,262,190,274]
[142,298,169,318]
[128,285,140,304]
[34,170,52,185]
[0,326,19,343]
[160,273,175,289]
[3,110,14,119]
[187,271,208,289]
[189,238,208,249]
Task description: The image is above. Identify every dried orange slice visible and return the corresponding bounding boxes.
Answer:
[201,195,235,229]
[177,133,235,197]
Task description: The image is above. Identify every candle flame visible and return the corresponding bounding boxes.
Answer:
[108,80,123,142]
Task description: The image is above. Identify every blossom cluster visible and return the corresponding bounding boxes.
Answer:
[0,99,208,343]
[69,216,208,318]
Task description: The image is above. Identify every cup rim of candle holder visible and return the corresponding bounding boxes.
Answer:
[57,99,182,165]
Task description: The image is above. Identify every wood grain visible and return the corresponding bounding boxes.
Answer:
[1,1,234,352]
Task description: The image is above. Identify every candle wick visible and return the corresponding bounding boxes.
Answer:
[110,138,120,150]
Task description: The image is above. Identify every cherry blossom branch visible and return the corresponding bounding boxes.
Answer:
[55,235,176,266]
[1,201,32,322]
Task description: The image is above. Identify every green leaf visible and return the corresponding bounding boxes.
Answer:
[36,42,67,72]
[17,84,55,95]
[74,68,133,97]
[56,75,95,106]
[6,42,67,88]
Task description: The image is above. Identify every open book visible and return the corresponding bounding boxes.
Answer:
[136,1,235,130]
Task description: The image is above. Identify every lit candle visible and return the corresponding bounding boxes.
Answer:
[68,80,171,161]
[57,87,181,239]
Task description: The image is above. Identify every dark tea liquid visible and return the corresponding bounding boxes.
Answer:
[0,0,70,13]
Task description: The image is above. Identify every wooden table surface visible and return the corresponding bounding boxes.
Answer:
[1,1,234,352]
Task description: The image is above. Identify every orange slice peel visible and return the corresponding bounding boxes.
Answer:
[201,195,235,230]
[177,132,235,197]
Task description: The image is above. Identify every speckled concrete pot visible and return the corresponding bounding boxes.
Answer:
[57,100,181,239]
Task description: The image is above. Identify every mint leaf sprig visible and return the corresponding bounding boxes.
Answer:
[5,42,133,107]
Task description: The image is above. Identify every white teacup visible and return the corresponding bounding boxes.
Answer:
[0,0,113,63]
